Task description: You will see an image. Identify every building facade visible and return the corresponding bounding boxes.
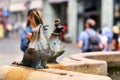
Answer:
[43,0,114,43]
[7,0,117,43]
[9,0,43,25]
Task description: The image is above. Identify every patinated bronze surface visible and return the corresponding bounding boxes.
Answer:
[19,19,65,69]
[48,19,65,63]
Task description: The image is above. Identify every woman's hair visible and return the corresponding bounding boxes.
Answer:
[26,8,43,27]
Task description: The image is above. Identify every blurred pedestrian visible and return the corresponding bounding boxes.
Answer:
[61,24,67,41]
[111,26,119,51]
[20,9,43,52]
[77,18,103,52]
[117,32,120,51]
[0,22,4,39]
[13,22,20,32]
[98,29,108,51]
[20,8,43,66]
[6,23,12,38]
[101,25,113,51]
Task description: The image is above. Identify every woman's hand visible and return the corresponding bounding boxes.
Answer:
[26,32,32,41]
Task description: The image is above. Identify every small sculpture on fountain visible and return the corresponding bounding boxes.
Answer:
[13,9,65,69]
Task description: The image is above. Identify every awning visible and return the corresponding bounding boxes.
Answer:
[29,0,43,9]
[9,2,27,12]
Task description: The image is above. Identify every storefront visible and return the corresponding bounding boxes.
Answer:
[9,2,26,24]
[9,0,43,27]
[78,0,101,29]
[47,0,68,25]
[43,0,114,43]
[77,0,101,39]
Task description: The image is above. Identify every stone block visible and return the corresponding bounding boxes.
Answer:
[0,65,111,80]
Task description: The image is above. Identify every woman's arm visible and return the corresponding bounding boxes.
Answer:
[20,30,29,52]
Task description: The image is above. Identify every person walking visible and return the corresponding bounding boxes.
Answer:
[111,26,119,51]
[77,18,103,52]
[101,25,113,51]
[98,29,108,51]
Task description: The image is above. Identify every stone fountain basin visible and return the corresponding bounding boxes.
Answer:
[0,51,119,80]
[52,51,120,75]
[0,65,111,80]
